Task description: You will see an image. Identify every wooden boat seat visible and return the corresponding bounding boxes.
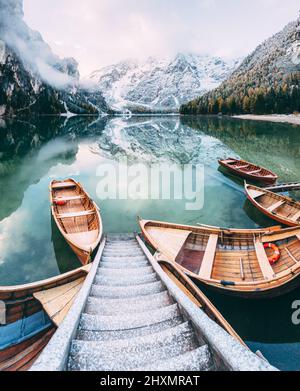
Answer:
[250,189,266,199]
[236,164,249,170]
[254,240,275,280]
[224,159,236,164]
[65,231,99,252]
[54,195,86,202]
[291,210,300,222]
[267,200,285,213]
[57,210,96,219]
[247,169,262,175]
[198,234,219,279]
[52,182,77,189]
[284,247,299,264]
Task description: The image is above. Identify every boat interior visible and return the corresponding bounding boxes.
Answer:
[52,181,99,245]
[144,221,300,284]
[176,229,300,283]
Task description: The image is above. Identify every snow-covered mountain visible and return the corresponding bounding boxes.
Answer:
[0,0,108,117]
[89,54,241,112]
[181,16,300,115]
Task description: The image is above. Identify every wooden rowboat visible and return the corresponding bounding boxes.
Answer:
[219,158,278,184]
[245,183,300,227]
[0,264,91,371]
[139,219,300,299]
[50,179,102,265]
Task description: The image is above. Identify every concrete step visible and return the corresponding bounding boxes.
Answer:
[85,290,172,315]
[99,261,149,270]
[106,234,135,241]
[94,273,158,287]
[100,260,148,268]
[101,255,147,263]
[68,322,198,371]
[79,304,180,331]
[77,316,184,342]
[102,252,145,259]
[103,248,145,258]
[134,345,214,372]
[97,266,154,277]
[90,281,165,298]
[104,243,141,249]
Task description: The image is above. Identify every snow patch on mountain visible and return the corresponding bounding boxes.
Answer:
[89,54,242,111]
[0,0,108,116]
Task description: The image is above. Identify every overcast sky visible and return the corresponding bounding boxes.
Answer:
[23,0,299,76]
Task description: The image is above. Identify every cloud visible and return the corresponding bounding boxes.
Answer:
[0,0,79,89]
[23,0,300,75]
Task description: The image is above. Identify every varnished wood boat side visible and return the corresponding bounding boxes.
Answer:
[0,328,55,371]
[0,271,89,371]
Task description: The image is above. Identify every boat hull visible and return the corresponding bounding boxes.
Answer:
[190,271,300,299]
[245,184,300,228]
[219,158,278,184]
[0,327,55,371]
[0,265,90,325]
[50,178,102,266]
[0,267,90,371]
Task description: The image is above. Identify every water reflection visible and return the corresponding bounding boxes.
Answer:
[92,116,233,164]
[0,114,300,370]
[182,116,300,182]
[0,115,299,285]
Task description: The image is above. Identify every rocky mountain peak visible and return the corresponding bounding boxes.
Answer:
[0,0,109,117]
[88,53,241,112]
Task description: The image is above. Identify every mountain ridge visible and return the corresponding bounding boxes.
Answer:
[0,0,109,117]
[88,53,241,112]
[180,17,300,115]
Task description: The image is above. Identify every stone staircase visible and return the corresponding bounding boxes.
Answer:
[67,234,214,371]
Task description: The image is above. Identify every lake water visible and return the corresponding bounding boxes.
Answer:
[0,115,300,370]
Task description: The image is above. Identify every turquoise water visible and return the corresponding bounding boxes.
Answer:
[0,115,299,369]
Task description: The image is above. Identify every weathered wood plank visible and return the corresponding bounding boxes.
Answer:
[198,234,219,279]
[254,240,275,280]
[291,210,300,222]
[33,278,85,326]
[57,210,95,219]
[52,182,76,189]
[267,200,285,213]
[147,227,192,262]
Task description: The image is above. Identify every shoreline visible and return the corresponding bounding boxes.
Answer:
[233,114,300,126]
